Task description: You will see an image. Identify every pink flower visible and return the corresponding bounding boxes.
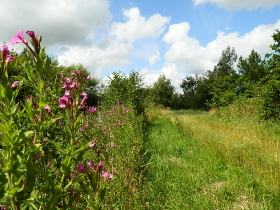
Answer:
[89,106,98,113]
[81,92,88,97]
[58,96,69,108]
[65,90,71,96]
[87,161,94,170]
[26,31,36,40]
[11,81,19,88]
[89,142,96,147]
[97,162,104,172]
[6,54,15,64]
[80,96,88,107]
[1,45,9,60]
[44,104,51,112]
[77,164,87,173]
[102,171,113,179]
[86,76,91,80]
[47,161,51,167]
[10,30,28,44]
[71,70,77,75]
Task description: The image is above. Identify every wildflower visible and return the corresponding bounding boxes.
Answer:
[58,96,69,108]
[102,171,113,179]
[71,70,77,75]
[81,92,88,97]
[89,142,96,147]
[87,161,94,170]
[89,106,98,113]
[77,164,87,173]
[44,104,51,112]
[87,76,91,80]
[84,124,88,128]
[10,30,28,44]
[69,82,78,89]
[97,163,104,172]
[47,161,51,167]
[11,81,19,88]
[80,96,88,107]
[6,54,15,64]
[65,78,72,83]
[26,31,36,40]
[65,90,71,96]
[1,45,9,60]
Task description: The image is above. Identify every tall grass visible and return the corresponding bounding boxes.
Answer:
[135,103,280,209]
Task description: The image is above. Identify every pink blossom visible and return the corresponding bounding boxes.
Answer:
[44,104,51,112]
[11,81,19,88]
[89,106,98,113]
[10,30,28,44]
[6,54,15,64]
[71,70,77,75]
[1,45,9,60]
[77,164,87,173]
[81,92,88,97]
[80,96,88,107]
[69,82,78,89]
[97,162,104,172]
[83,124,88,128]
[102,171,113,179]
[58,96,69,108]
[87,161,94,170]
[65,78,72,83]
[89,142,96,147]
[86,76,91,80]
[26,31,36,40]
[65,90,71,96]
[47,161,51,167]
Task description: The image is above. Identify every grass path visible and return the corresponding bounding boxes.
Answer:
[143,112,280,209]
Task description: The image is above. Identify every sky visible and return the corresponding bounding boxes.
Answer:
[1,0,280,92]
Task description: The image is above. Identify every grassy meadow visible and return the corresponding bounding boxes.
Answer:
[140,107,280,209]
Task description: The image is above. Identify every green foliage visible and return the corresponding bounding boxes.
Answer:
[101,71,148,115]
[149,75,175,108]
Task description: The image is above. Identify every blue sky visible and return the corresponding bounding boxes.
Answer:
[1,0,280,91]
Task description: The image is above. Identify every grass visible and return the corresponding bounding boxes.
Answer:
[141,109,280,209]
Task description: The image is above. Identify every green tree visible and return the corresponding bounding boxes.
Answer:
[150,75,175,108]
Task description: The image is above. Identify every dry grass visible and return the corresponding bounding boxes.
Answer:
[170,112,280,191]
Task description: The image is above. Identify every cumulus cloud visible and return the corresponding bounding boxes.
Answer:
[110,8,170,43]
[140,62,185,92]
[0,0,111,46]
[57,40,133,77]
[163,20,280,75]
[192,0,280,10]
[149,50,160,65]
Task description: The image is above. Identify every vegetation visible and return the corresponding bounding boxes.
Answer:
[1,28,280,209]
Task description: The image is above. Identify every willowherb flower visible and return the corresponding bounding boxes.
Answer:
[44,104,51,112]
[65,90,71,96]
[1,45,9,60]
[58,96,69,108]
[89,142,96,147]
[6,54,15,64]
[89,106,98,113]
[87,161,94,170]
[81,92,88,97]
[26,31,36,40]
[97,163,104,172]
[102,171,113,179]
[87,76,91,80]
[77,164,87,173]
[71,70,77,75]
[10,30,28,44]
[11,81,19,88]
[80,96,88,107]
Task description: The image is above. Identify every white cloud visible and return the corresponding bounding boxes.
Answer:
[140,62,185,92]
[57,40,133,77]
[110,8,170,43]
[149,50,160,65]
[163,20,280,75]
[0,0,111,46]
[192,0,280,10]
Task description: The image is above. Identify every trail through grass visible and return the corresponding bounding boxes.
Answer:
[143,111,280,209]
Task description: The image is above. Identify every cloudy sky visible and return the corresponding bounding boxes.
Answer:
[1,0,280,91]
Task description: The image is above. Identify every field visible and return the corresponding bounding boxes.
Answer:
[142,109,280,209]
